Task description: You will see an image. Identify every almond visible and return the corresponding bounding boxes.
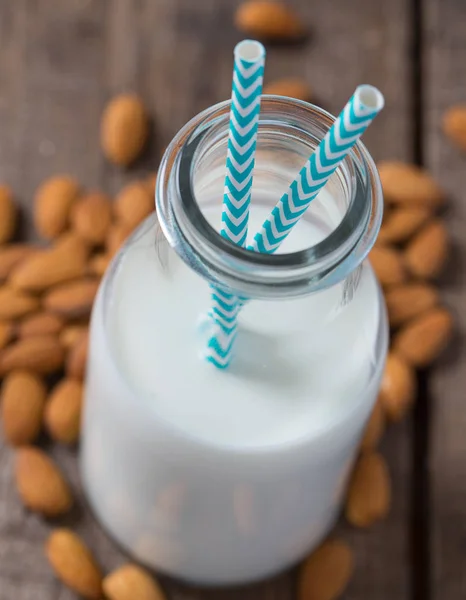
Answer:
[10,246,87,292]
[378,161,444,208]
[378,207,431,245]
[34,176,80,239]
[298,539,353,600]
[264,78,312,102]
[379,353,417,422]
[44,279,99,319]
[15,447,72,516]
[101,94,149,167]
[345,452,391,527]
[443,105,466,151]
[0,185,17,243]
[0,320,15,349]
[45,529,102,599]
[54,231,91,263]
[106,222,133,257]
[0,286,40,320]
[60,324,88,349]
[18,312,65,338]
[114,181,154,231]
[71,192,112,246]
[0,335,65,375]
[385,283,439,327]
[145,172,157,197]
[45,379,83,444]
[404,220,448,280]
[235,1,305,40]
[103,564,166,600]
[0,244,36,282]
[88,253,111,277]
[1,371,47,445]
[66,331,89,380]
[369,245,407,287]
[360,400,385,451]
[393,307,453,367]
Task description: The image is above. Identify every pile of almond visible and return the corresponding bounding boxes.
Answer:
[0,93,165,599]
[0,8,459,595]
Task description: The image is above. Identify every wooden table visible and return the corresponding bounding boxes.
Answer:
[0,1,465,598]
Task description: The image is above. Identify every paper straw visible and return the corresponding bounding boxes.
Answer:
[250,85,385,253]
[221,40,265,246]
[206,40,265,369]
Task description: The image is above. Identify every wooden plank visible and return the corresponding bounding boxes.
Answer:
[423,0,466,598]
[0,1,412,599]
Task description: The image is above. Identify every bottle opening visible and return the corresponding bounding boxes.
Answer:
[192,121,354,254]
[157,97,383,299]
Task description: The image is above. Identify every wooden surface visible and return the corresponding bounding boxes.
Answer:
[0,1,464,599]
[424,0,466,599]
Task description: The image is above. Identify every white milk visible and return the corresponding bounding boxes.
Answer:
[81,195,387,584]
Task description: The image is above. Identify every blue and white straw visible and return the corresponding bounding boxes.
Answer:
[250,85,385,253]
[206,40,265,369]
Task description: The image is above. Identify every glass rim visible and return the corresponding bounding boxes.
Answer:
[157,96,383,298]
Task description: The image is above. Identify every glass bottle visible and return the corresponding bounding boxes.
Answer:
[81,97,387,585]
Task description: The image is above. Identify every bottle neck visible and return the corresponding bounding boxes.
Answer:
[156,97,382,300]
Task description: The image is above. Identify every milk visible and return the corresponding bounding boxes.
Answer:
[81,194,387,584]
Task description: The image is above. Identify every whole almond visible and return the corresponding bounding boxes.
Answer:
[378,207,431,245]
[0,185,17,243]
[385,283,439,327]
[71,192,112,246]
[44,279,99,319]
[298,539,353,600]
[10,247,87,292]
[106,222,133,257]
[264,78,312,102]
[0,320,15,349]
[443,105,466,151]
[34,176,80,239]
[15,447,72,516]
[379,353,417,421]
[378,161,444,208]
[360,400,385,451]
[45,529,102,599]
[235,1,305,40]
[88,253,111,277]
[369,245,407,287]
[45,379,83,444]
[66,331,89,380]
[114,181,154,231]
[0,286,40,320]
[0,244,36,282]
[103,564,166,600]
[101,94,149,167]
[18,312,65,338]
[0,335,65,375]
[1,371,47,445]
[345,452,391,527]
[393,307,453,367]
[404,220,448,280]
[60,325,89,349]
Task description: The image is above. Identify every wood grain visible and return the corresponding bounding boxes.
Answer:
[0,1,412,599]
[423,0,466,598]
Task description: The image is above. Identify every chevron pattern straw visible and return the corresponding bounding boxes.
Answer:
[250,85,384,254]
[206,40,265,369]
